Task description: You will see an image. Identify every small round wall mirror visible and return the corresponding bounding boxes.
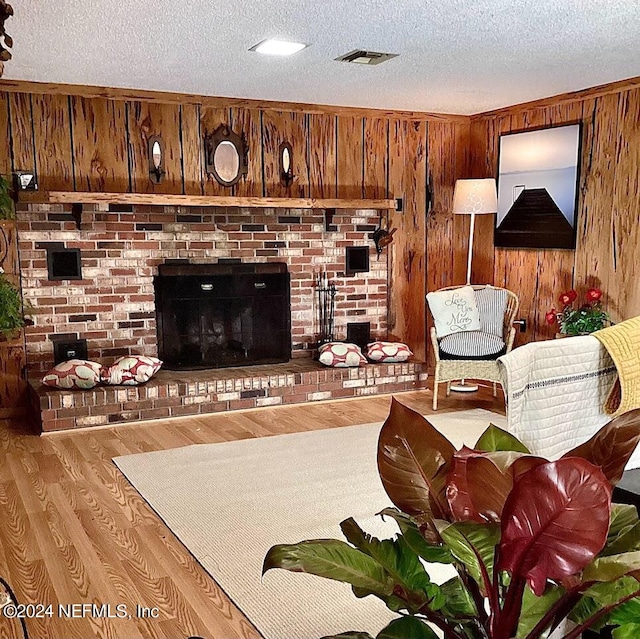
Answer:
[148,135,165,184]
[205,125,248,187]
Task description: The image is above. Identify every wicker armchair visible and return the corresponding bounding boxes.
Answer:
[428,285,519,410]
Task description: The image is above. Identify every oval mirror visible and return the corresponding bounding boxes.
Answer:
[213,140,240,184]
[282,146,291,174]
[152,140,162,170]
[204,125,248,187]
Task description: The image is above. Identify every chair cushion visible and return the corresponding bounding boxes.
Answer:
[426,286,481,337]
[474,286,508,337]
[439,331,506,360]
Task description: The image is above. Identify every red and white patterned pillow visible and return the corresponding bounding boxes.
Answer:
[104,355,163,385]
[318,342,367,368]
[42,359,103,390]
[366,341,413,363]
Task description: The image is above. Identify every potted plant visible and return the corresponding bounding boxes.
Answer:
[264,399,640,639]
[0,271,28,339]
[546,288,610,336]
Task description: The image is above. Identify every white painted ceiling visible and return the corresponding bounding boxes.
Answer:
[7,1,640,114]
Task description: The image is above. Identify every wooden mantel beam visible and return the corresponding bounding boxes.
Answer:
[23,191,396,210]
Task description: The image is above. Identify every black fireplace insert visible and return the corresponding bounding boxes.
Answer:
[154,262,291,370]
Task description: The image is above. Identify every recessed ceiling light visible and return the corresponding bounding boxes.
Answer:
[250,39,307,56]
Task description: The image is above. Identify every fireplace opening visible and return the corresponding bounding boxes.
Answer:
[154,262,291,370]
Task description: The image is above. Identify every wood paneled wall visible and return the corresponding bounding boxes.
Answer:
[469,84,640,343]
[0,81,470,364]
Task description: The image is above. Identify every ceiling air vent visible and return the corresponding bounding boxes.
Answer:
[335,50,398,65]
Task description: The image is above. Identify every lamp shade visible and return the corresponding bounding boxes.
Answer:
[452,178,498,215]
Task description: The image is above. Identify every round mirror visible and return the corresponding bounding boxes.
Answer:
[152,140,162,170]
[213,140,241,185]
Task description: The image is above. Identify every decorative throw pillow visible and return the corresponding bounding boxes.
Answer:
[426,286,481,338]
[318,342,367,367]
[473,286,508,337]
[366,341,413,363]
[104,355,163,385]
[42,359,103,390]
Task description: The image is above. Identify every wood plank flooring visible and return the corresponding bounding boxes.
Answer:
[0,387,504,639]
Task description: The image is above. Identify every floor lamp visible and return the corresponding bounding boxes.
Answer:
[450,178,498,392]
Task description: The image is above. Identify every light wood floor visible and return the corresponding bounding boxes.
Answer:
[0,386,504,639]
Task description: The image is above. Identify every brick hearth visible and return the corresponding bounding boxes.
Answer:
[30,360,429,432]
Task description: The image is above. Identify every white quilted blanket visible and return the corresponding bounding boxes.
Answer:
[498,335,640,470]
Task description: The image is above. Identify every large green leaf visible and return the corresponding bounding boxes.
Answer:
[582,551,640,582]
[475,423,530,453]
[608,505,640,540]
[351,586,407,613]
[376,616,438,639]
[499,458,611,596]
[377,399,455,532]
[378,508,454,564]
[514,585,564,639]
[613,624,640,639]
[339,518,442,611]
[608,597,640,624]
[436,520,499,593]
[263,539,394,596]
[563,409,640,485]
[569,595,602,626]
[602,504,640,557]
[438,576,477,618]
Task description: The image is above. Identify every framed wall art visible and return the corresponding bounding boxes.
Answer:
[495,123,582,249]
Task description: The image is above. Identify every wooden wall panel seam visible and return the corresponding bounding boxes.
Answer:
[67,95,77,191]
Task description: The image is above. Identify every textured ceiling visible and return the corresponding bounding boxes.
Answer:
[6,1,640,114]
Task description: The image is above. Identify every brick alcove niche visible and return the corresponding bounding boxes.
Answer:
[18,202,428,431]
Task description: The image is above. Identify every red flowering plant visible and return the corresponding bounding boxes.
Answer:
[546,287,610,336]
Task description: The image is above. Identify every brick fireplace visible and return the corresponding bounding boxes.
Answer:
[18,202,389,373]
[18,202,428,431]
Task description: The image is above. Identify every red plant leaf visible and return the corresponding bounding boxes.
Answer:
[498,458,612,596]
[377,398,455,530]
[447,449,546,524]
[562,409,640,485]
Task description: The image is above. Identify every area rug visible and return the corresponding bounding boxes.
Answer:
[113,408,506,639]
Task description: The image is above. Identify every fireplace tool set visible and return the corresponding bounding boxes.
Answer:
[316,271,337,343]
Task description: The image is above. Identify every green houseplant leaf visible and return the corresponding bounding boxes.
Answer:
[339,518,442,612]
[376,616,438,639]
[498,458,612,596]
[582,551,640,582]
[377,399,455,536]
[0,275,27,338]
[514,584,564,639]
[563,409,640,485]
[377,508,454,564]
[436,520,499,594]
[263,539,394,596]
[475,423,530,453]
